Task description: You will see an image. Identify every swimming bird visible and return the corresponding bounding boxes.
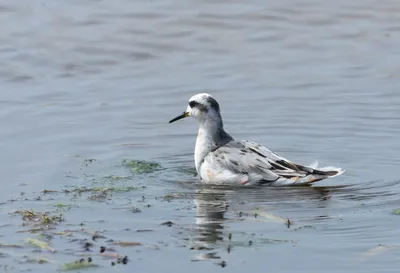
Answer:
[169,93,344,186]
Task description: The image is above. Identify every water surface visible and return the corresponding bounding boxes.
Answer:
[1,0,400,272]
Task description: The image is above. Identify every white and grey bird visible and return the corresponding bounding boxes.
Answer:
[169,93,344,186]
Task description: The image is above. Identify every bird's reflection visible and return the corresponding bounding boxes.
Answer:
[193,186,229,244]
[191,184,345,246]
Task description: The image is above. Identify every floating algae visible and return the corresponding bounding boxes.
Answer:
[61,258,98,271]
[64,186,142,194]
[92,186,142,192]
[54,203,73,209]
[161,192,191,201]
[24,256,51,264]
[12,210,63,226]
[111,241,142,247]
[26,238,56,252]
[122,159,161,174]
[392,208,400,215]
[0,243,24,248]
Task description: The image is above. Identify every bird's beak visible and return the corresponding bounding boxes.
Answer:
[169,111,189,123]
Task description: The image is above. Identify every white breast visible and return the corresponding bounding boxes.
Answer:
[194,128,212,174]
[199,152,249,184]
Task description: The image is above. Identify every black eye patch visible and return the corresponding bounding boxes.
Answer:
[189,101,199,108]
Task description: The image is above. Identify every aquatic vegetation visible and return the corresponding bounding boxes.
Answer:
[161,192,190,201]
[42,189,58,194]
[392,208,400,215]
[3,152,387,272]
[54,203,73,209]
[96,186,142,192]
[63,185,143,201]
[17,227,46,233]
[61,258,98,271]
[26,238,55,252]
[12,210,64,226]
[122,159,162,174]
[0,243,24,248]
[24,256,50,264]
[111,241,142,247]
[102,175,131,180]
[64,185,142,194]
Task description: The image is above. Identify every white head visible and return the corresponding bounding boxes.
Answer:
[169,93,222,125]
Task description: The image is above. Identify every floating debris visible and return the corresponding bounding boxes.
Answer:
[54,203,73,209]
[26,238,56,253]
[122,159,161,174]
[83,242,93,251]
[190,245,214,251]
[83,159,96,166]
[161,192,190,201]
[92,231,105,241]
[13,210,63,226]
[88,190,110,201]
[286,218,293,228]
[160,221,174,227]
[192,252,221,261]
[294,225,315,231]
[0,243,24,248]
[100,246,106,253]
[61,258,98,271]
[24,256,50,264]
[136,229,153,232]
[117,256,129,265]
[111,241,142,247]
[100,252,120,259]
[215,260,227,268]
[392,208,400,215]
[251,209,291,225]
[16,228,45,234]
[64,186,141,195]
[130,207,141,213]
[102,175,131,181]
[42,189,58,194]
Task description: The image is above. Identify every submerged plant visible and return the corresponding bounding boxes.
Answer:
[122,159,161,174]
[61,258,98,271]
[13,210,63,226]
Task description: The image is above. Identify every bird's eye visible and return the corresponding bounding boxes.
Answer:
[189,101,199,108]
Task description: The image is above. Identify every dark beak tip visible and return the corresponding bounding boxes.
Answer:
[169,112,188,124]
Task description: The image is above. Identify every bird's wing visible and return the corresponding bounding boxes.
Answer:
[212,140,313,182]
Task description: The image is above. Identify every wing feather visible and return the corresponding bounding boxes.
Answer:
[212,140,312,181]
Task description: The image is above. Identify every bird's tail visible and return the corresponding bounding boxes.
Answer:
[272,161,345,186]
[298,160,345,184]
[308,160,345,177]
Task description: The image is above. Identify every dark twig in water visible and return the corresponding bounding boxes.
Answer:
[160,221,174,227]
[286,218,293,228]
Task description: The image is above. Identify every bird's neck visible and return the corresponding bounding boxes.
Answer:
[194,119,233,173]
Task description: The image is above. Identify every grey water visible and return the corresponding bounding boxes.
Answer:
[1,0,400,272]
